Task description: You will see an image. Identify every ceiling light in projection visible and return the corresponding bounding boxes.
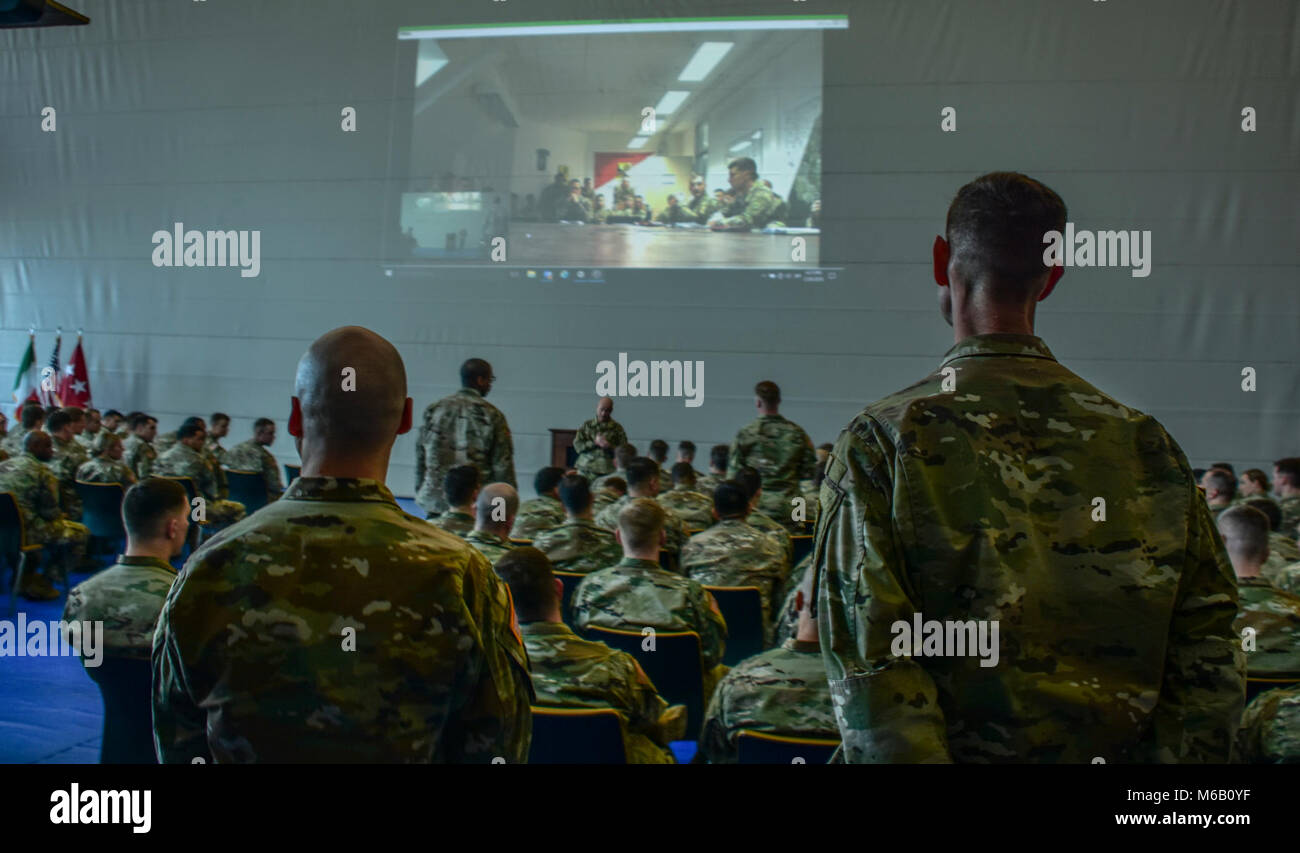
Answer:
[654,90,690,115]
[678,42,732,82]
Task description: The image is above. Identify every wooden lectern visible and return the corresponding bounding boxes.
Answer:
[549,428,577,468]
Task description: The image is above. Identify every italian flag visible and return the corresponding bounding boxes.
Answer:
[11,336,39,417]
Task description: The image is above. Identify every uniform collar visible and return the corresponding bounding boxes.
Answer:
[1238,575,1272,588]
[115,554,178,575]
[468,529,508,546]
[457,387,484,399]
[783,637,821,654]
[520,621,577,638]
[617,557,662,570]
[282,477,397,504]
[940,334,1057,368]
[442,510,474,521]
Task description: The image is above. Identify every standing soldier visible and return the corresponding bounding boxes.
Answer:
[0,431,89,600]
[727,381,816,532]
[415,358,515,517]
[815,172,1244,763]
[153,326,532,763]
[573,397,627,481]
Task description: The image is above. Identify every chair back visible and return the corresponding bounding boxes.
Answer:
[527,707,627,764]
[553,571,585,622]
[225,469,268,513]
[736,729,839,764]
[703,586,764,666]
[582,625,705,735]
[86,656,158,764]
[284,463,301,485]
[790,534,814,566]
[1246,676,1300,704]
[74,481,127,545]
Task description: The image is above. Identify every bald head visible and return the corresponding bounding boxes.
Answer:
[476,482,519,536]
[596,396,614,422]
[1216,505,1270,578]
[294,326,409,454]
[24,429,53,461]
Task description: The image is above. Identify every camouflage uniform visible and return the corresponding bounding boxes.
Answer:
[49,434,89,520]
[718,181,784,230]
[1238,684,1300,762]
[595,494,688,567]
[591,486,623,516]
[63,555,177,660]
[74,429,101,452]
[0,425,29,456]
[699,638,839,763]
[155,432,178,455]
[572,418,627,480]
[592,470,627,494]
[204,437,227,466]
[0,453,89,582]
[686,193,718,224]
[1280,495,1300,542]
[154,443,246,526]
[522,621,676,763]
[464,529,514,567]
[152,476,533,763]
[531,519,621,575]
[122,435,157,480]
[696,472,723,496]
[682,518,788,641]
[1275,563,1300,596]
[75,456,137,486]
[747,509,793,564]
[815,334,1245,763]
[657,485,715,531]
[415,388,515,516]
[1262,536,1300,585]
[572,556,729,696]
[728,414,817,532]
[554,194,593,221]
[431,510,474,538]
[224,439,283,499]
[510,495,565,540]
[1235,577,1300,679]
[613,182,635,207]
[774,554,813,645]
[656,204,694,225]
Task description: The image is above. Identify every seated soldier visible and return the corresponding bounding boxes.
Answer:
[592,443,637,493]
[681,481,788,642]
[62,478,190,763]
[496,547,684,763]
[656,463,715,531]
[1247,498,1300,586]
[75,408,102,452]
[76,432,138,485]
[773,552,813,645]
[531,473,621,575]
[695,444,728,496]
[590,476,626,516]
[698,570,838,763]
[464,482,518,567]
[46,408,89,521]
[1238,683,1300,763]
[430,464,479,536]
[676,440,703,482]
[656,194,693,225]
[154,420,246,528]
[510,466,566,540]
[1218,505,1300,682]
[1202,468,1236,519]
[594,458,688,571]
[0,430,90,600]
[122,413,158,480]
[572,498,729,699]
[1,403,44,456]
[734,466,793,566]
[223,417,285,502]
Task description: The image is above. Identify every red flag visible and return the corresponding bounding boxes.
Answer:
[58,335,91,408]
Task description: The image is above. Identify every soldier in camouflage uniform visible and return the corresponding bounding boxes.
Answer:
[1274,459,1300,542]
[414,358,515,516]
[1,403,44,457]
[657,463,715,531]
[154,427,178,456]
[430,464,478,538]
[1238,684,1300,762]
[1218,506,1300,681]
[154,422,246,527]
[734,466,794,564]
[153,325,532,763]
[76,432,137,485]
[464,482,518,567]
[511,466,566,540]
[591,476,626,516]
[554,180,593,221]
[0,430,89,600]
[100,409,125,440]
[121,413,158,480]
[573,397,626,480]
[685,177,718,224]
[727,381,816,532]
[682,481,788,642]
[47,408,89,520]
[595,458,688,571]
[1201,468,1236,519]
[709,157,784,231]
[815,173,1244,763]
[497,547,684,763]
[533,473,622,575]
[695,444,728,497]
[1241,498,1300,584]
[74,408,101,452]
[656,194,694,225]
[774,553,813,645]
[592,443,637,494]
[613,176,635,208]
[223,417,284,502]
[204,412,231,466]
[590,195,609,224]
[573,498,729,699]
[699,571,838,762]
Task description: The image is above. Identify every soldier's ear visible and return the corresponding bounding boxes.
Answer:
[1038,264,1065,302]
[553,577,564,602]
[288,398,303,438]
[933,235,951,288]
[396,397,413,436]
[614,528,623,546]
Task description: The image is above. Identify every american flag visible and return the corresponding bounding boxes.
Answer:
[40,333,62,408]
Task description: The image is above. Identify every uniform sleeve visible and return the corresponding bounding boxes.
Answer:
[798,429,817,482]
[696,587,729,671]
[491,411,516,487]
[814,422,953,763]
[721,189,771,229]
[151,597,213,763]
[725,434,743,481]
[138,450,153,480]
[573,421,595,454]
[697,673,736,763]
[37,471,62,522]
[620,655,672,746]
[612,423,628,449]
[414,423,427,495]
[1139,488,1246,762]
[262,449,283,495]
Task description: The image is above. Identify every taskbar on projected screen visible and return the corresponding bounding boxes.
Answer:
[381,264,845,283]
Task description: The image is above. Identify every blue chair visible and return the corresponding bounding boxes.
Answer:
[528,707,627,764]
[225,469,268,514]
[1,491,45,616]
[736,730,839,764]
[582,625,706,736]
[85,656,157,764]
[790,535,814,567]
[703,586,765,666]
[75,481,127,555]
[554,570,584,623]
[284,463,301,484]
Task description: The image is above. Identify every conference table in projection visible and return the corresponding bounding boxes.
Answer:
[505,223,821,267]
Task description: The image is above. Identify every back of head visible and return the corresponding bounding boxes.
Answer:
[1210,462,1235,476]
[62,406,85,425]
[625,457,660,493]
[295,326,408,454]
[443,464,480,507]
[709,443,729,471]
[1245,498,1282,532]
[1203,468,1236,501]
[1216,505,1270,572]
[494,547,557,623]
[601,476,627,497]
[755,380,781,408]
[476,482,519,529]
[677,440,695,460]
[21,405,45,430]
[1276,458,1300,488]
[122,477,189,541]
[533,466,565,497]
[713,481,749,519]
[460,358,491,389]
[945,171,1067,301]
[733,466,762,502]
[177,420,204,441]
[618,498,665,552]
[649,439,669,463]
[614,443,638,470]
[93,431,122,456]
[557,473,592,515]
[670,462,695,488]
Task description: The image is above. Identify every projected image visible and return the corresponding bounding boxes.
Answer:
[392,17,838,268]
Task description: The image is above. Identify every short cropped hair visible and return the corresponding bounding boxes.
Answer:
[210,412,230,426]
[713,481,749,518]
[1216,505,1270,565]
[1203,468,1236,500]
[678,440,696,459]
[443,465,480,507]
[1275,458,1300,487]
[19,405,44,429]
[460,358,492,388]
[649,439,669,462]
[177,420,205,440]
[129,413,156,430]
[45,410,72,433]
[755,381,780,406]
[734,466,762,501]
[710,444,729,470]
[625,457,660,491]
[614,443,638,469]
[618,498,665,552]
[671,462,695,487]
[945,171,1067,298]
[122,478,189,540]
[61,407,85,424]
[1210,462,1235,476]
[728,157,757,178]
[494,547,557,623]
[93,431,122,456]
[557,473,593,514]
[103,409,123,420]
[1245,498,1282,532]
[534,466,565,496]
[1242,468,1270,492]
[600,477,627,496]
[253,417,274,432]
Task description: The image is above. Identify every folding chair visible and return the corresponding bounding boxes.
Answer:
[528,707,627,764]
[85,656,158,764]
[790,534,814,567]
[736,730,839,764]
[583,625,706,735]
[703,586,765,666]
[554,570,585,622]
[1,492,45,617]
[225,469,268,514]
[284,463,301,485]
[75,480,127,557]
